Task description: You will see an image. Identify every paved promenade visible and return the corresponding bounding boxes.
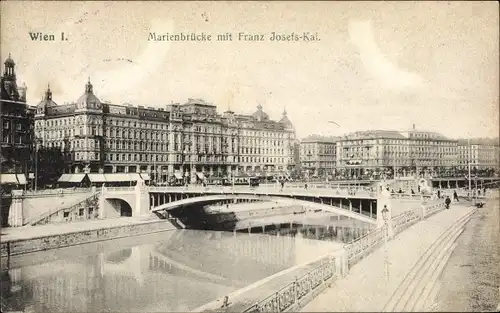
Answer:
[301,202,476,312]
[431,196,500,312]
[1,214,166,242]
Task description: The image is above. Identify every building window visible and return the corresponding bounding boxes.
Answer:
[79,208,84,216]
[63,211,70,218]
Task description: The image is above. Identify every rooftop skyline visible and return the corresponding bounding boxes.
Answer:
[1,1,498,139]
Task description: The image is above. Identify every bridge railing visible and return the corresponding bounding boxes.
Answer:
[344,226,386,268]
[102,186,135,193]
[344,200,446,268]
[15,187,94,197]
[424,203,446,218]
[147,185,376,198]
[241,250,347,313]
[389,193,432,201]
[392,207,422,236]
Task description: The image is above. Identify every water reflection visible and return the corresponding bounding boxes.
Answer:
[264,223,373,243]
[1,229,340,313]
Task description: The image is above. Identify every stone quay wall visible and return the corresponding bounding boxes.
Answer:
[1,220,176,258]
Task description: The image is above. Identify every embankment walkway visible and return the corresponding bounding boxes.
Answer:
[1,215,175,243]
[301,202,476,312]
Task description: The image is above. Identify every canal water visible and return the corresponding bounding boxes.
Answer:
[1,227,350,313]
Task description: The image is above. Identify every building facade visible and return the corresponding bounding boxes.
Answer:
[299,127,460,180]
[34,81,296,182]
[1,54,33,183]
[336,128,458,179]
[299,139,338,178]
[457,142,500,175]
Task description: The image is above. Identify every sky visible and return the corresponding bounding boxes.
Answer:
[1,1,498,140]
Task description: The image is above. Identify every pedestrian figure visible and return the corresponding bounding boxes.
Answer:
[453,190,459,202]
[418,185,421,193]
[478,189,481,196]
[411,189,415,195]
[280,180,284,191]
[437,189,441,199]
[304,183,308,190]
[483,187,487,196]
[445,196,451,209]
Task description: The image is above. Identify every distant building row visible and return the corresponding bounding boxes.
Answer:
[299,128,499,179]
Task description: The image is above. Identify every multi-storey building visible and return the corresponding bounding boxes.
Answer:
[457,141,500,174]
[235,106,295,176]
[34,81,296,182]
[299,139,338,178]
[1,54,33,185]
[317,126,458,179]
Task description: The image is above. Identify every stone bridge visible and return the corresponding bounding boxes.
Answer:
[100,182,392,227]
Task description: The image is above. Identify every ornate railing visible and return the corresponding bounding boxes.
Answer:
[21,187,93,197]
[147,185,375,198]
[424,203,446,218]
[243,256,337,313]
[344,226,386,267]
[392,207,422,235]
[103,186,135,193]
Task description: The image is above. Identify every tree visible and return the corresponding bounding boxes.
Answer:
[36,147,65,187]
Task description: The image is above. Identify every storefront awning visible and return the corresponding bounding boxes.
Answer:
[16,174,27,185]
[57,174,73,182]
[196,172,205,180]
[104,173,134,182]
[129,173,142,181]
[88,173,107,183]
[174,172,183,179]
[1,174,19,184]
[140,173,151,180]
[68,174,87,183]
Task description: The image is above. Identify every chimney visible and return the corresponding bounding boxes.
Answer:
[412,124,415,130]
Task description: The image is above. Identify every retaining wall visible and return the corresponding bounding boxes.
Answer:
[1,220,175,258]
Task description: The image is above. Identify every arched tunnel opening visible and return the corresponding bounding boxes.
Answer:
[104,198,133,218]
[120,201,132,217]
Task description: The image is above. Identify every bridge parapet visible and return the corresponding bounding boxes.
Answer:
[344,226,386,268]
[148,185,377,199]
[196,248,349,313]
[19,188,93,197]
[344,201,447,269]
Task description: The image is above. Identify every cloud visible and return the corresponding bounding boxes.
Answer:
[81,19,175,102]
[348,19,424,92]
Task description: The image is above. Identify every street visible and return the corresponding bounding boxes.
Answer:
[430,195,500,311]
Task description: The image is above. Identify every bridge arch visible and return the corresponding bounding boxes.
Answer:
[102,198,133,218]
[152,194,376,225]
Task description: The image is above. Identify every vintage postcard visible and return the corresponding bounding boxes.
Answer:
[1,1,499,312]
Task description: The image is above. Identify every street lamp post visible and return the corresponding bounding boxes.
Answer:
[34,139,39,191]
[381,205,390,282]
[467,137,473,202]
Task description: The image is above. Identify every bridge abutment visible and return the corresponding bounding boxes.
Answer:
[8,190,24,227]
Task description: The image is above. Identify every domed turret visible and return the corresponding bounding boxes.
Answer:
[4,53,15,67]
[252,104,269,121]
[36,84,58,115]
[279,108,293,128]
[76,78,102,111]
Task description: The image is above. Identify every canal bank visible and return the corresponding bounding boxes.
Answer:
[1,216,177,258]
